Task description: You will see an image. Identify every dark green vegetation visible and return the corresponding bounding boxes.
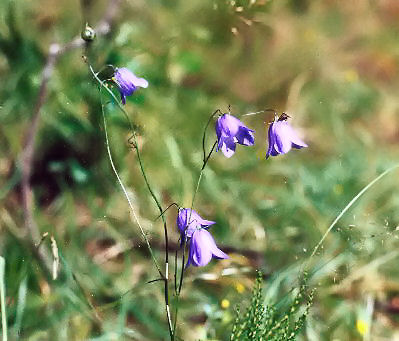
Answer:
[1,0,399,339]
[231,272,313,341]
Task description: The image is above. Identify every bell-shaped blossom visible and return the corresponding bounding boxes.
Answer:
[176,208,215,240]
[215,114,255,158]
[113,67,148,104]
[186,229,228,267]
[266,114,308,158]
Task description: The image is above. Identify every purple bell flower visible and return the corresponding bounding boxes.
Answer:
[215,114,255,158]
[186,229,229,267]
[176,208,215,241]
[266,113,308,159]
[113,67,148,104]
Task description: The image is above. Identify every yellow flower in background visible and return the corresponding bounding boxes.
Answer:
[356,319,368,336]
[333,184,343,195]
[221,299,230,309]
[344,69,359,83]
[235,282,245,294]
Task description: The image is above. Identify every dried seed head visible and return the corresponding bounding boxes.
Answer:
[81,24,96,42]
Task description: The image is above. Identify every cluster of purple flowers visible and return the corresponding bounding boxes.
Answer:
[112,66,308,160]
[113,67,308,268]
[176,208,228,267]
[215,112,307,159]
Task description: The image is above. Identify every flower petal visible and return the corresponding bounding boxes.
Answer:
[266,122,276,159]
[215,118,223,142]
[114,67,148,104]
[188,230,213,267]
[290,132,308,149]
[215,113,254,157]
[186,229,228,267]
[133,77,149,89]
[274,121,293,154]
[211,243,229,259]
[219,114,241,136]
[177,208,215,240]
[236,126,255,146]
[221,137,236,158]
[199,218,216,227]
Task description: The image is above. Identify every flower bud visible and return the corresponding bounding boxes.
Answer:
[81,24,96,42]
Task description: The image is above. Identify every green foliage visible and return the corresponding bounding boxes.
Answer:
[2,0,399,339]
[230,272,313,341]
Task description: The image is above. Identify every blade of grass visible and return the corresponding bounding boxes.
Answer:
[306,163,399,269]
[0,256,7,341]
[14,276,27,340]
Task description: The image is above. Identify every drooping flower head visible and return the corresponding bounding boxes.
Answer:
[186,229,228,267]
[266,113,308,159]
[215,114,255,158]
[113,67,148,104]
[176,208,215,241]
[176,208,228,267]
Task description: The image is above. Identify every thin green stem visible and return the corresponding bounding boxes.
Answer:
[176,152,206,298]
[202,109,221,164]
[173,295,180,334]
[241,108,277,117]
[130,131,174,339]
[174,248,178,295]
[155,203,180,222]
[191,172,203,212]
[173,245,186,335]
[100,95,163,276]
[177,244,186,295]
[173,122,218,335]
[92,64,174,339]
[202,141,217,171]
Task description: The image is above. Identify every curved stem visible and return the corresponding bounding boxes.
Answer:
[155,203,180,221]
[95,71,174,339]
[202,109,222,164]
[100,94,162,276]
[176,140,215,296]
[241,108,277,117]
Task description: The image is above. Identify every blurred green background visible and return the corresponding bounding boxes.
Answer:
[1,0,399,339]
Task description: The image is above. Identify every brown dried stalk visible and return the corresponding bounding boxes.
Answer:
[20,0,122,276]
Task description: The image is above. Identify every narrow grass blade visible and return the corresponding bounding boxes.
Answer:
[14,276,27,339]
[0,256,7,341]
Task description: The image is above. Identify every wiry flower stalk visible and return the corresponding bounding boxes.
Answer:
[89,65,174,340]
